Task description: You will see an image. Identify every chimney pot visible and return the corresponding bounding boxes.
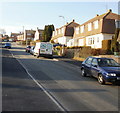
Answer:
[96,14,99,16]
[108,9,112,13]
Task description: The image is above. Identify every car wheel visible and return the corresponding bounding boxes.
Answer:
[98,74,105,85]
[81,69,86,77]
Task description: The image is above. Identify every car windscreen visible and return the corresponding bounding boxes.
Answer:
[97,58,120,67]
[40,43,46,49]
[5,43,11,46]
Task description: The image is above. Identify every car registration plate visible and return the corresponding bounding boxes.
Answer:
[41,50,45,52]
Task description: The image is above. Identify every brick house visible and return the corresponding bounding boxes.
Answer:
[23,29,36,41]
[68,9,120,48]
[51,20,79,45]
[10,33,22,41]
[34,27,44,41]
[17,33,24,41]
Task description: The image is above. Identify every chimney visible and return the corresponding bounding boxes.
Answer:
[107,9,112,13]
[96,14,99,17]
[72,19,75,22]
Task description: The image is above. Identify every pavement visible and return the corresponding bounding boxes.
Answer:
[53,55,83,67]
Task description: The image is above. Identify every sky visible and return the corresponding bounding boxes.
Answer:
[0,0,119,36]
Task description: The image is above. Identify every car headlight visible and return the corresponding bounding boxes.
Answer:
[107,73,116,76]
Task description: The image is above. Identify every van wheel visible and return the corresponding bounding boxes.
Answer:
[37,55,39,58]
[98,74,105,85]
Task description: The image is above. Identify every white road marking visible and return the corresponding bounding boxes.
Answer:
[10,52,66,112]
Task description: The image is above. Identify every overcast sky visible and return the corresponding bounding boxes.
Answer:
[0,1,119,36]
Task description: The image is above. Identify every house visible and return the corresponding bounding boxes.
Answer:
[51,20,79,45]
[34,27,44,41]
[17,33,24,41]
[69,9,120,48]
[10,33,22,41]
[2,35,9,41]
[23,29,35,41]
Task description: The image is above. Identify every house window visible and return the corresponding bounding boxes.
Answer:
[88,37,94,45]
[115,20,120,28]
[76,27,79,34]
[97,37,99,43]
[88,38,92,45]
[27,33,31,36]
[93,20,99,29]
[88,23,92,31]
[81,25,85,33]
[92,38,94,44]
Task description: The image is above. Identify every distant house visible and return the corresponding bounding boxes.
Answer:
[2,35,9,41]
[51,20,79,45]
[34,27,44,41]
[10,33,21,41]
[23,30,35,41]
[17,33,24,41]
[69,9,120,48]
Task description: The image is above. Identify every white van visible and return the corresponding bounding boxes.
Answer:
[34,42,53,58]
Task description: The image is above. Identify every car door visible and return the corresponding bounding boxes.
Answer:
[91,58,99,78]
[84,57,93,75]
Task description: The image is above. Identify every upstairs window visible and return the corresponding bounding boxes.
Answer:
[76,27,80,34]
[93,20,99,29]
[88,23,92,31]
[115,20,120,28]
[81,25,85,33]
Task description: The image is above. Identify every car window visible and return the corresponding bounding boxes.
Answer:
[98,58,120,67]
[85,57,93,65]
[91,58,98,66]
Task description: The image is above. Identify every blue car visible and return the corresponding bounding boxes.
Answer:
[4,43,11,49]
[81,56,120,84]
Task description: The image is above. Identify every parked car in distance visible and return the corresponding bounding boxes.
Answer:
[25,45,31,53]
[30,46,35,55]
[81,56,120,85]
[4,43,11,49]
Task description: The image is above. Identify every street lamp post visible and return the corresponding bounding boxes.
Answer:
[59,16,66,25]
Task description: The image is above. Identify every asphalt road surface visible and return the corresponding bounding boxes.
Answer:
[2,42,120,113]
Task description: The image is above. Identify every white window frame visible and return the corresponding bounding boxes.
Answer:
[81,25,85,33]
[94,20,99,29]
[76,27,80,34]
[88,23,92,31]
[115,20,120,28]
[97,37,99,43]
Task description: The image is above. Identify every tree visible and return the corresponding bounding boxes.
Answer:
[42,25,55,42]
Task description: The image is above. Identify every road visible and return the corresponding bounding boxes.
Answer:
[2,42,120,112]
